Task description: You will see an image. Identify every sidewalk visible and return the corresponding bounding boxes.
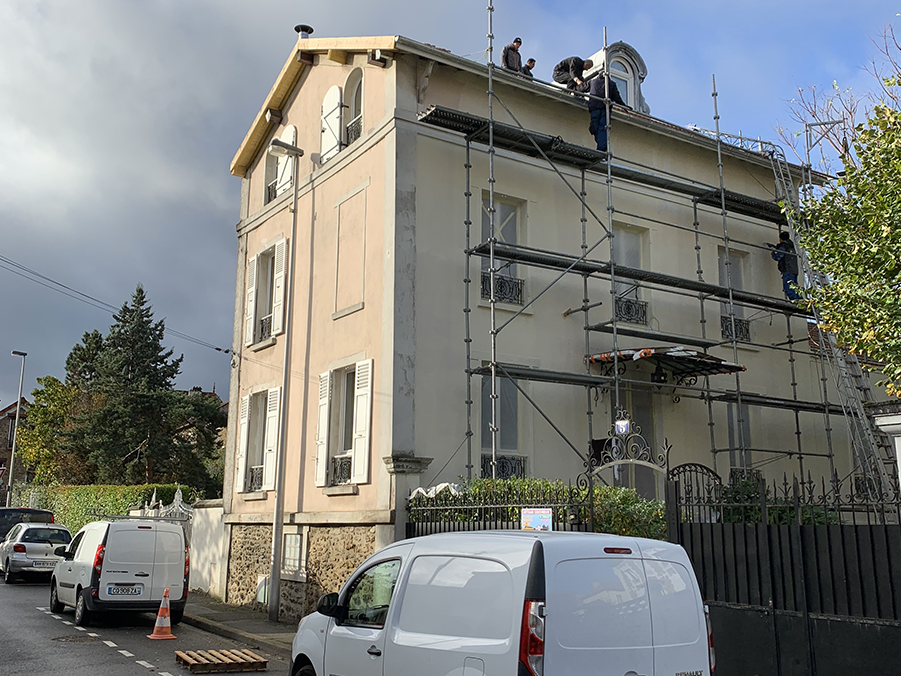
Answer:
[182,591,296,661]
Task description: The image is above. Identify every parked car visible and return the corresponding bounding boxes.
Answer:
[50,519,189,627]
[291,531,715,676]
[0,507,54,540]
[0,523,72,583]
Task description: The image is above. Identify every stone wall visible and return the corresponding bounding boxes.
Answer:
[278,525,376,623]
[226,523,272,609]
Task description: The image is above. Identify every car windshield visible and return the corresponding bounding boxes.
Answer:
[21,528,71,544]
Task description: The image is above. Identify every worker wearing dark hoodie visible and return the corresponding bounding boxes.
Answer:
[587,76,627,152]
[553,56,594,91]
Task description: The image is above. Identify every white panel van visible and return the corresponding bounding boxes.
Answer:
[49,519,189,627]
[291,531,714,676]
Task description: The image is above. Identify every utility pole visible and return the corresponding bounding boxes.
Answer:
[6,351,27,508]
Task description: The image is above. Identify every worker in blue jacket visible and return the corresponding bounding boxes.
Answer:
[767,231,802,301]
[587,76,627,152]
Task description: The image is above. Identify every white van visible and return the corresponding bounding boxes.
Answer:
[291,531,714,676]
[49,519,189,627]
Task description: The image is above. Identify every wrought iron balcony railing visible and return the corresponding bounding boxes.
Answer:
[721,315,751,343]
[346,115,363,145]
[481,453,527,479]
[481,271,525,305]
[331,454,352,485]
[265,180,277,204]
[614,296,648,325]
[248,465,264,492]
[259,314,272,341]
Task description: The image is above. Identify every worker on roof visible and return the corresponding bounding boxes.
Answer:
[767,231,802,301]
[522,58,536,79]
[587,76,627,152]
[501,37,523,73]
[552,56,594,92]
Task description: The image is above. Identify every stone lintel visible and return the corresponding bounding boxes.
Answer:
[383,455,433,475]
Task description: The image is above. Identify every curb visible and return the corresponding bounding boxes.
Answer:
[182,613,293,660]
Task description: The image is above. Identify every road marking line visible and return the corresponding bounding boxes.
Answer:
[62,621,73,626]
[43,611,53,614]
[75,627,86,631]
[118,650,135,658]
[88,632,99,637]
[136,661,155,669]
[36,607,47,611]
[103,640,117,648]
[50,614,62,619]
[159,673,175,676]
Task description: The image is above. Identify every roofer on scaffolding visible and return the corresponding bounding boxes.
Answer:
[552,56,594,92]
[767,231,802,301]
[588,75,627,152]
[501,37,523,73]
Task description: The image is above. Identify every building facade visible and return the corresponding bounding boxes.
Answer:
[223,33,891,619]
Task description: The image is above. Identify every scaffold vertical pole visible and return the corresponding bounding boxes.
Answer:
[464,139,474,480]
[487,0,498,479]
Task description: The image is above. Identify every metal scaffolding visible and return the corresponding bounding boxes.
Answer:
[442,3,895,493]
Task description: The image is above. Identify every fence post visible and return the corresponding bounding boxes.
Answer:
[793,477,801,526]
[665,480,680,543]
[759,477,768,525]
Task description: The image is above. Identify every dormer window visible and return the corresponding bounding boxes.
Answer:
[345,69,363,146]
[609,59,632,108]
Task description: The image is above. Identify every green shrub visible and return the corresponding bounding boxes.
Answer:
[13,483,201,534]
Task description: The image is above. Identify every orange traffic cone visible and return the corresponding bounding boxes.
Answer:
[147,587,177,640]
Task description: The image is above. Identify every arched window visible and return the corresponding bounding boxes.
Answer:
[345,69,363,146]
[609,58,632,108]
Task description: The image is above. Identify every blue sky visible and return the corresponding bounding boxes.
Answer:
[0,0,897,404]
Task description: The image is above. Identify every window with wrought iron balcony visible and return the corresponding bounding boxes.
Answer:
[480,195,525,305]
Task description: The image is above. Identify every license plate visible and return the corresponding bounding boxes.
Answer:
[108,584,142,596]
[32,561,56,568]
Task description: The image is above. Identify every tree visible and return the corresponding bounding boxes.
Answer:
[65,329,104,388]
[800,105,901,396]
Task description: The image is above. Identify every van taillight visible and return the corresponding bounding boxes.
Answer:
[50,515,54,524]
[519,600,545,676]
[12,544,26,553]
[705,604,716,675]
[93,544,105,576]
[184,546,190,576]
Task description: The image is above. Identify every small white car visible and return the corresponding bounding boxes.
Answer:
[50,519,189,627]
[0,523,72,583]
[291,531,715,676]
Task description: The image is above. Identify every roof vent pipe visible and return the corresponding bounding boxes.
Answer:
[295,24,314,39]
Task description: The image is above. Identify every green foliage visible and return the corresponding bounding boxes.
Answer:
[719,475,839,525]
[408,477,666,541]
[13,483,202,534]
[800,105,901,396]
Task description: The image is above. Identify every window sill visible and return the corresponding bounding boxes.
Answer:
[333,302,365,320]
[477,298,533,315]
[251,337,277,352]
[323,484,360,497]
[280,568,308,583]
[241,491,268,501]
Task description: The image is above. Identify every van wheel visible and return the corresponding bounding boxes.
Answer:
[74,590,91,627]
[170,608,184,625]
[293,664,315,676]
[49,582,65,613]
[3,561,15,584]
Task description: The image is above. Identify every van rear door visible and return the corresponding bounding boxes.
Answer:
[99,522,156,602]
[150,525,185,601]
[544,549,654,676]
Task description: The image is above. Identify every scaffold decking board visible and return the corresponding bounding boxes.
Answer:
[175,648,268,673]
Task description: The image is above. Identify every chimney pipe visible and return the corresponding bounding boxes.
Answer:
[295,24,314,39]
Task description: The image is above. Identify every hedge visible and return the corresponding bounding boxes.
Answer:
[13,484,202,534]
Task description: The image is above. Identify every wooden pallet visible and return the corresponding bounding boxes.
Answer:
[175,648,268,673]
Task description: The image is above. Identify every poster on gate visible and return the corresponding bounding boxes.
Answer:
[521,508,553,531]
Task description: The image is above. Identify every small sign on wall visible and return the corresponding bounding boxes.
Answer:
[521,508,553,532]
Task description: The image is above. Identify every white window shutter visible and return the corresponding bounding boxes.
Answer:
[315,372,331,487]
[350,359,373,484]
[244,255,257,346]
[320,85,343,163]
[235,395,250,492]
[262,387,281,491]
[271,238,287,336]
[275,126,297,196]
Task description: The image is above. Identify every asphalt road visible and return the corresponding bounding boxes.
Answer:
[0,575,277,676]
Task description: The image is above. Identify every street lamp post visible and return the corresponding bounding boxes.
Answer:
[266,137,303,622]
[6,351,27,508]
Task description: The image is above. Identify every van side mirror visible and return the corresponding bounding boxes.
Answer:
[54,546,67,557]
[316,592,340,617]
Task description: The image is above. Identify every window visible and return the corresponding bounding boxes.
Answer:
[244,239,287,346]
[609,59,632,107]
[612,225,647,325]
[345,69,363,146]
[321,85,343,163]
[281,528,307,581]
[315,359,373,487]
[6,419,13,449]
[343,558,401,628]
[264,126,297,204]
[22,528,71,545]
[235,388,281,493]
[644,560,701,646]
[481,194,524,305]
[727,402,752,470]
[718,248,750,342]
[481,370,521,477]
